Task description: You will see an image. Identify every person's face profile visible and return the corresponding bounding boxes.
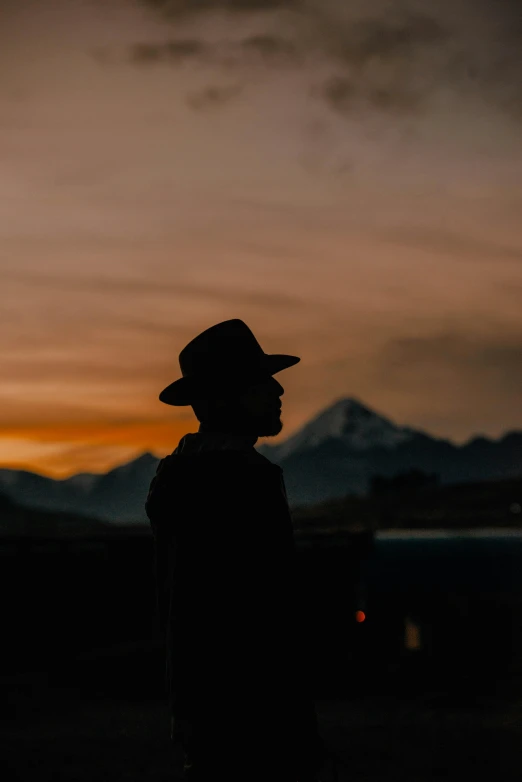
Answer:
[192,372,285,437]
[237,374,284,437]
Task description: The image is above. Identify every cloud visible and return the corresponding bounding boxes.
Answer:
[129,39,210,65]
[380,227,522,265]
[319,73,423,115]
[126,34,299,70]
[238,34,299,63]
[319,6,522,117]
[380,329,522,392]
[2,268,312,312]
[185,83,243,110]
[137,0,300,18]
[315,11,448,114]
[126,12,448,114]
[134,0,522,119]
[322,11,447,65]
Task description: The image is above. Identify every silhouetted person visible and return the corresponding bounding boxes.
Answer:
[146,319,327,781]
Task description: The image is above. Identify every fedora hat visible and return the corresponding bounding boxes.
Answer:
[159,319,300,406]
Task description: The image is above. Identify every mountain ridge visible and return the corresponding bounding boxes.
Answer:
[257,396,436,461]
[0,397,521,521]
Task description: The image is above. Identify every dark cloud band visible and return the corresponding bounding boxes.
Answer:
[138,0,299,17]
[131,1,522,118]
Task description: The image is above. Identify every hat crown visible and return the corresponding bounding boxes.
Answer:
[179,319,264,378]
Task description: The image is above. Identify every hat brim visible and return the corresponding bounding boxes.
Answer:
[159,353,300,406]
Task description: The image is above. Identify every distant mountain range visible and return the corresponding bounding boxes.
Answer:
[259,398,522,506]
[0,451,158,525]
[1,397,521,523]
[0,486,111,537]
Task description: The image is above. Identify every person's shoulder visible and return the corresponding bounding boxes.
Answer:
[176,448,280,471]
[243,448,281,469]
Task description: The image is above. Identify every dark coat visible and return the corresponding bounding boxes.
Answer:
[145,445,325,772]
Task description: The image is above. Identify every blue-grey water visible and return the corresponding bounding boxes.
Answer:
[363,529,522,594]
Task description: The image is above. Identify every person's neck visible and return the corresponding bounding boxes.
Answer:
[198,421,258,443]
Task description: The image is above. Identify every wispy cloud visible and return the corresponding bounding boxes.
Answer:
[2,268,311,311]
[380,328,522,396]
[133,0,522,118]
[186,83,243,110]
[137,0,300,18]
[129,38,210,65]
[380,227,522,265]
[239,34,298,63]
[126,34,299,68]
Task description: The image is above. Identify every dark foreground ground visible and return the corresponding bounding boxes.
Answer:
[2,646,522,782]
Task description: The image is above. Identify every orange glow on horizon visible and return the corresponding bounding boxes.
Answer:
[0,418,199,478]
[0,418,195,446]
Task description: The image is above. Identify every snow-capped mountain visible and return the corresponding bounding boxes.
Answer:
[257,397,418,462]
[258,400,522,506]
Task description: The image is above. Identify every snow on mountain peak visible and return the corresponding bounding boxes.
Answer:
[265,397,416,460]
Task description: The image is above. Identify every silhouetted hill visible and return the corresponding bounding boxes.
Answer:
[292,474,522,532]
[0,490,111,537]
[0,453,159,524]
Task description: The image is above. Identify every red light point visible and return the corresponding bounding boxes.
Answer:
[355,610,366,623]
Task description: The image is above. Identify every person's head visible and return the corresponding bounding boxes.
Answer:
[190,371,284,437]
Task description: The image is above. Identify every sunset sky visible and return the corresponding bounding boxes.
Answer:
[2,0,522,478]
